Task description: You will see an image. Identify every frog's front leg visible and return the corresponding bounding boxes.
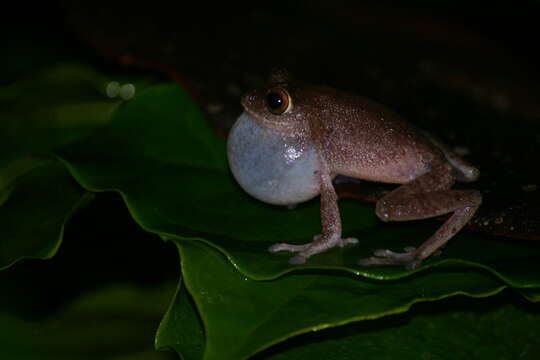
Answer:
[269,169,358,264]
[358,163,482,269]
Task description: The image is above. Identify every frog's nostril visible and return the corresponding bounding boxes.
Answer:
[240,92,254,109]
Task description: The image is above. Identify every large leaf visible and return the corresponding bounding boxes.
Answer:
[53,80,540,287]
[156,240,539,360]
[155,280,205,360]
[0,63,132,269]
[50,77,539,358]
[2,63,538,359]
[0,158,91,270]
[257,297,540,360]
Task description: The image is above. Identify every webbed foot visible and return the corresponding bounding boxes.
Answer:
[269,235,358,264]
[358,246,422,269]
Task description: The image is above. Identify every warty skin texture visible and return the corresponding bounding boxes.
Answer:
[228,70,481,268]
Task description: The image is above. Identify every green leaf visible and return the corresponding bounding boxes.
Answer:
[155,280,205,360]
[158,240,509,360]
[54,80,540,288]
[0,63,123,164]
[2,63,538,359]
[0,156,49,206]
[0,158,91,270]
[0,63,124,270]
[257,297,540,360]
[0,283,177,360]
[0,63,153,270]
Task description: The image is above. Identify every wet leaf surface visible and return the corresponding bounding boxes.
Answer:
[156,240,514,360]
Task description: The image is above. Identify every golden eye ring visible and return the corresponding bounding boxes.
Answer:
[265,87,292,115]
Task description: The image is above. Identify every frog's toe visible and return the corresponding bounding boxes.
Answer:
[268,243,309,253]
[270,236,358,264]
[358,247,421,269]
[340,237,359,247]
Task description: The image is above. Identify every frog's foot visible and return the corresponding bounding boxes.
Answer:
[311,235,359,249]
[358,246,422,269]
[269,235,358,265]
[268,243,311,253]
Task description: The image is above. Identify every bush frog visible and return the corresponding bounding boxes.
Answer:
[227,69,482,269]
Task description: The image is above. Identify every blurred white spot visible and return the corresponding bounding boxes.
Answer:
[120,83,136,100]
[106,81,120,98]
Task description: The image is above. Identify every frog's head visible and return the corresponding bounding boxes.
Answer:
[240,69,315,134]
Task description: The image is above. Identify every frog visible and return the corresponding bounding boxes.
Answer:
[227,69,482,269]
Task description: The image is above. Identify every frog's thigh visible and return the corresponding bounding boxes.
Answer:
[376,190,479,222]
[375,162,457,221]
[371,163,482,266]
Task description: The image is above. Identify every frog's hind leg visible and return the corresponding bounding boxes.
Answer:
[358,162,481,269]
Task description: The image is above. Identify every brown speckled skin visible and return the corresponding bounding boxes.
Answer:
[241,70,482,268]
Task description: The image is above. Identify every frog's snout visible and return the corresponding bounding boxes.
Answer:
[240,93,249,109]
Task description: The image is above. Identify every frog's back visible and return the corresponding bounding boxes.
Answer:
[308,90,446,184]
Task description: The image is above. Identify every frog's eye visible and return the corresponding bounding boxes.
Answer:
[265,87,292,115]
